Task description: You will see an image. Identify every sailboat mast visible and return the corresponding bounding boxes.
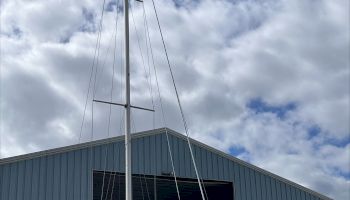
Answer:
[124,0,132,199]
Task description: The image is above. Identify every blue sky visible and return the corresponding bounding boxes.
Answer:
[0,0,349,199]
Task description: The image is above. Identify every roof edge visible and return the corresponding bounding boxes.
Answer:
[0,127,166,165]
[165,129,333,200]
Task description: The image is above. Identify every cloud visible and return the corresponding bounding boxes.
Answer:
[0,0,349,199]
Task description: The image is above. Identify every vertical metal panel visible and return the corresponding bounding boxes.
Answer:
[218,156,224,180]
[239,164,247,200]
[17,161,25,200]
[81,148,88,200]
[132,138,139,174]
[60,152,68,200]
[161,133,168,173]
[250,169,257,200]
[255,171,262,199]
[1,164,9,200]
[30,158,40,199]
[155,134,162,175]
[281,182,287,200]
[207,150,213,179]
[178,137,185,177]
[223,156,229,181]
[260,172,267,200]
[244,167,252,200]
[73,150,81,200]
[150,135,156,175]
[53,154,60,200]
[276,180,282,199]
[265,175,272,200]
[212,152,219,180]
[0,165,1,197]
[233,162,241,200]
[184,139,192,178]
[9,162,17,200]
[109,143,115,171]
[201,147,207,179]
[144,136,151,174]
[38,156,46,200]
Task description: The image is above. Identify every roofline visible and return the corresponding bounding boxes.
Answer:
[165,129,332,200]
[0,127,165,165]
[0,127,332,200]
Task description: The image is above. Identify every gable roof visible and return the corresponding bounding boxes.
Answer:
[0,127,332,200]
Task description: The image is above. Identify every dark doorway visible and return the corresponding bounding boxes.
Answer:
[93,171,234,200]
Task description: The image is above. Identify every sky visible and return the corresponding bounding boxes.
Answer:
[0,0,349,199]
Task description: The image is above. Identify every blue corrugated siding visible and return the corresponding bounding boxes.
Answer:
[0,130,328,200]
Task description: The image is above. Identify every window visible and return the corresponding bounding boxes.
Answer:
[93,170,234,200]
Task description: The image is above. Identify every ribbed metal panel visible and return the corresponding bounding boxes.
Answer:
[0,129,328,200]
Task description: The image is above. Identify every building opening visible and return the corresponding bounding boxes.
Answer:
[93,170,234,200]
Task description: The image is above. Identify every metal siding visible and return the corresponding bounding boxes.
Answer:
[170,134,178,176]
[212,152,219,180]
[16,161,24,200]
[207,150,213,179]
[155,134,162,174]
[73,150,81,200]
[276,180,282,199]
[260,172,267,200]
[60,152,68,200]
[144,136,151,174]
[150,135,156,175]
[218,155,223,180]
[286,184,292,200]
[0,130,331,200]
[107,143,114,171]
[177,137,184,177]
[67,151,75,199]
[53,154,60,200]
[0,166,1,197]
[161,133,168,173]
[201,147,207,179]
[80,148,88,200]
[250,169,257,200]
[132,137,139,174]
[244,167,252,200]
[255,171,262,199]
[9,163,17,200]
[195,145,204,179]
[184,139,192,178]
[31,158,39,199]
[266,175,273,200]
[239,164,247,200]
[233,162,241,200]
[2,164,9,200]
[224,158,229,181]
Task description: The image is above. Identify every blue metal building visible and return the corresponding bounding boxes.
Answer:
[0,128,331,200]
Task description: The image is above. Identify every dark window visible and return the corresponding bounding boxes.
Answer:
[93,170,234,200]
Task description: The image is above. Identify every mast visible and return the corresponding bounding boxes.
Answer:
[124,0,132,199]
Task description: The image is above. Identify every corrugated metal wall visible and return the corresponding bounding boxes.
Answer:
[0,130,328,200]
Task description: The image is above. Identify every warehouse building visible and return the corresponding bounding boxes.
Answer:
[0,128,331,200]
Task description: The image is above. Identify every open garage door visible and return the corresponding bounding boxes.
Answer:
[93,171,234,200]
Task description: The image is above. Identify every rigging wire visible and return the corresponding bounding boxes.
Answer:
[130,4,156,131]
[141,2,182,199]
[99,2,122,199]
[78,0,107,199]
[78,0,107,143]
[149,0,207,199]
